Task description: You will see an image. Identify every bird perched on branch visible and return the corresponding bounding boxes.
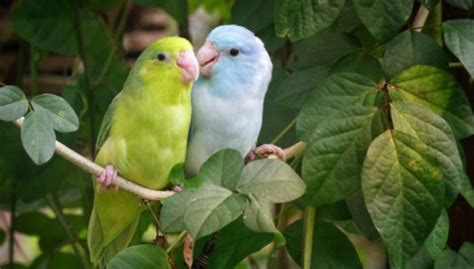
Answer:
[87,37,199,268]
[185,25,284,177]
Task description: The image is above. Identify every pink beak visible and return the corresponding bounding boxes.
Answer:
[177,50,199,84]
[197,41,219,78]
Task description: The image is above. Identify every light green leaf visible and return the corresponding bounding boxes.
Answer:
[330,52,383,83]
[10,0,77,54]
[21,111,56,165]
[353,0,414,40]
[303,106,383,206]
[362,130,445,269]
[184,185,248,239]
[236,159,305,203]
[296,73,383,141]
[275,0,346,41]
[199,149,244,190]
[242,195,285,247]
[425,210,449,259]
[389,65,474,139]
[382,30,449,79]
[284,220,362,268]
[31,94,79,133]
[107,245,171,269]
[288,30,360,70]
[443,19,474,78]
[160,191,189,233]
[445,0,474,10]
[0,86,29,122]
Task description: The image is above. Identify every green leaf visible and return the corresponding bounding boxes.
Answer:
[434,246,474,269]
[183,185,248,239]
[236,159,305,203]
[389,65,474,139]
[288,30,360,70]
[284,220,362,268]
[107,244,171,269]
[231,0,274,33]
[362,130,445,269]
[275,0,346,41]
[168,163,185,186]
[390,102,465,206]
[133,0,188,25]
[443,19,474,78]
[10,0,77,54]
[272,65,330,109]
[408,247,435,269]
[459,242,474,265]
[31,94,79,133]
[353,0,414,40]
[382,30,449,79]
[303,106,383,206]
[199,149,244,190]
[296,73,383,141]
[207,218,273,269]
[425,210,449,259]
[346,190,379,240]
[418,0,440,10]
[242,195,285,247]
[445,0,474,10]
[21,110,56,165]
[330,53,383,83]
[39,253,83,269]
[0,86,29,122]
[160,191,188,233]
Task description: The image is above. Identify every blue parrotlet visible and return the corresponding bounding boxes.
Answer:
[185,25,285,177]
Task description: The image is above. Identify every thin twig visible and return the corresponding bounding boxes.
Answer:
[166,230,188,254]
[302,207,316,269]
[271,117,297,144]
[412,5,430,32]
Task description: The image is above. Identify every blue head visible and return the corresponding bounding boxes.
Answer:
[196,25,272,98]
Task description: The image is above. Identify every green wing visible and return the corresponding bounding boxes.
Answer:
[95,94,121,154]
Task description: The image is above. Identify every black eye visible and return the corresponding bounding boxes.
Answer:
[157,53,166,61]
[229,48,239,57]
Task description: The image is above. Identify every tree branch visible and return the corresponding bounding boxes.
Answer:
[412,5,430,32]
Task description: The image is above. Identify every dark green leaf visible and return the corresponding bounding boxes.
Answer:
[332,1,362,33]
[303,106,383,206]
[296,73,383,140]
[459,242,474,265]
[418,0,440,10]
[160,191,189,233]
[231,0,274,33]
[330,53,383,83]
[183,185,248,239]
[346,190,379,240]
[10,0,77,54]
[382,30,449,79]
[207,218,273,269]
[275,0,346,41]
[353,0,414,40]
[43,253,83,269]
[236,159,305,203]
[21,110,56,165]
[133,0,188,25]
[434,247,473,269]
[284,220,362,268]
[425,210,449,259]
[107,244,171,269]
[362,130,445,269]
[389,65,474,139]
[443,19,474,78]
[199,149,244,190]
[31,94,79,133]
[445,0,474,10]
[0,86,29,122]
[288,30,360,70]
[408,247,435,269]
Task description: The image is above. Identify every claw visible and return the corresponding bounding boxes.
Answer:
[253,144,286,161]
[97,165,118,191]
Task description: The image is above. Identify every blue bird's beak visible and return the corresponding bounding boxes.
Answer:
[197,41,219,78]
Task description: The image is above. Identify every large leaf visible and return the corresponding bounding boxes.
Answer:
[107,245,171,269]
[296,73,383,140]
[346,190,379,240]
[434,243,474,269]
[353,0,414,40]
[443,19,474,78]
[183,185,248,239]
[275,0,346,41]
[21,110,56,165]
[31,94,79,133]
[445,0,474,10]
[10,0,77,54]
[382,30,449,79]
[32,253,83,269]
[362,130,445,269]
[284,220,362,268]
[389,65,474,139]
[390,102,466,206]
[330,52,383,83]
[207,218,273,269]
[199,149,244,190]
[231,0,274,33]
[303,106,383,206]
[0,86,29,122]
[425,210,449,259]
[133,0,188,25]
[236,159,305,203]
[160,191,189,233]
[288,30,360,70]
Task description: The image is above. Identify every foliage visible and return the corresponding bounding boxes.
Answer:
[1,0,474,268]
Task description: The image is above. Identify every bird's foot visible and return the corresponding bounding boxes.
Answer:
[97,165,118,191]
[248,144,286,162]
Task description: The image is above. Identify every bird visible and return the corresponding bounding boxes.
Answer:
[87,36,199,268]
[185,24,284,177]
